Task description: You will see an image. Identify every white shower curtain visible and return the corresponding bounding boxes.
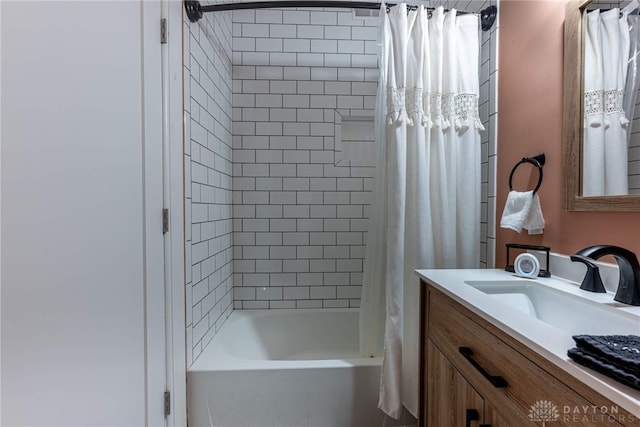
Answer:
[583,8,630,196]
[360,4,482,420]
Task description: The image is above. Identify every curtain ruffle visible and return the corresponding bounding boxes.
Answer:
[386,86,485,131]
[584,88,629,128]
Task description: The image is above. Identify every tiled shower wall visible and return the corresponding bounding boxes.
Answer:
[184,0,500,361]
[230,7,379,309]
[230,0,500,309]
[480,0,499,268]
[184,9,235,364]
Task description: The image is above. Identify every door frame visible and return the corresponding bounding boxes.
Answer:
[142,1,169,425]
[143,0,186,425]
[160,0,187,425]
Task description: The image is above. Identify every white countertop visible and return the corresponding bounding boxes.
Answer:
[416,268,640,416]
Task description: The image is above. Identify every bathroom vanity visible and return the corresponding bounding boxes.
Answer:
[417,269,640,426]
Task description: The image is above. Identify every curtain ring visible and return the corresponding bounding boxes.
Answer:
[508,153,545,195]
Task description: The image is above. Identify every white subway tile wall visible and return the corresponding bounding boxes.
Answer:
[184,10,234,364]
[232,7,379,309]
[184,0,499,359]
[475,0,499,268]
[231,1,499,309]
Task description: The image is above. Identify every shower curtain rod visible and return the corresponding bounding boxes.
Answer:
[184,0,497,31]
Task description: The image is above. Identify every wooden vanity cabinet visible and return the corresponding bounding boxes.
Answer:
[426,339,511,427]
[427,339,495,427]
[419,280,638,427]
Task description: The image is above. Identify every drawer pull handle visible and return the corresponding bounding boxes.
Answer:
[459,346,508,388]
[466,409,479,427]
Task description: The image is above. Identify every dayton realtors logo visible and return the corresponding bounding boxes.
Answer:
[528,400,560,426]
[528,400,637,424]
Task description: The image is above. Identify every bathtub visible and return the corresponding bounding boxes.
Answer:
[187,309,384,427]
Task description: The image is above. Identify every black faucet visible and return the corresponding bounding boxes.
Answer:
[573,245,640,306]
[569,254,607,293]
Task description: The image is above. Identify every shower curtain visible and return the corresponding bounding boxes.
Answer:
[360,4,482,419]
[583,8,630,196]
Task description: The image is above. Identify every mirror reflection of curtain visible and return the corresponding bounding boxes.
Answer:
[583,8,630,196]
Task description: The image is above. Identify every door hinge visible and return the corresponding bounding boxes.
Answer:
[164,391,171,417]
[161,18,168,44]
[163,209,169,234]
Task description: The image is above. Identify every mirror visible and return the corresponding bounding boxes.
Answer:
[563,0,640,211]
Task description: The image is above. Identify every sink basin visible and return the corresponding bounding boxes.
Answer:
[465,280,640,336]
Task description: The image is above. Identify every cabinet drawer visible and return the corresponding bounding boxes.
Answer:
[427,287,628,427]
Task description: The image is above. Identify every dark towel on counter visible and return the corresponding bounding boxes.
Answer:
[568,335,640,391]
[568,347,640,391]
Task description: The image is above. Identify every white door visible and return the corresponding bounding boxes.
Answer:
[1,1,168,425]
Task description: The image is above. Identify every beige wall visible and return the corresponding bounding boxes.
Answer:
[496,0,640,268]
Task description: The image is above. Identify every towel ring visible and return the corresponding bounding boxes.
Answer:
[508,153,545,195]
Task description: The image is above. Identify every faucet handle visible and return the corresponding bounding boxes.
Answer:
[570,255,607,293]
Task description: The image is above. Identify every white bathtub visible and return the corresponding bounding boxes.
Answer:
[187,309,385,427]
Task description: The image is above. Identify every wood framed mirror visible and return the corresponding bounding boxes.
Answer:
[563,0,640,211]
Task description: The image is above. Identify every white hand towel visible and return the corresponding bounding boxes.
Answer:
[524,193,545,235]
[500,190,534,233]
[500,190,545,234]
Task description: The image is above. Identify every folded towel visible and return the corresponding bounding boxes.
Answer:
[568,347,640,391]
[500,191,533,233]
[524,193,545,235]
[500,191,545,234]
[573,335,640,374]
[568,335,640,391]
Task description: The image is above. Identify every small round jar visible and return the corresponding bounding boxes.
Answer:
[514,253,540,278]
